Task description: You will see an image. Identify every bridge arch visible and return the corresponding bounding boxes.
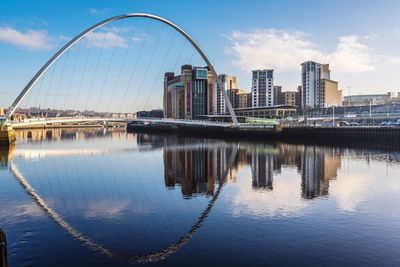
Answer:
[6,13,238,126]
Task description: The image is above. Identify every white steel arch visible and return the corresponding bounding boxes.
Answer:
[6,13,238,126]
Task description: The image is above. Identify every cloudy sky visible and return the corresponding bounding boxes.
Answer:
[1,0,400,111]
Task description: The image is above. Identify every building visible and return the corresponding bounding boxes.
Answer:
[251,69,274,108]
[234,105,297,119]
[246,92,252,108]
[216,74,237,114]
[302,61,341,108]
[136,109,164,118]
[0,107,4,116]
[343,92,398,106]
[273,86,284,105]
[164,65,216,119]
[274,86,302,108]
[320,79,342,107]
[227,88,246,109]
[237,91,249,109]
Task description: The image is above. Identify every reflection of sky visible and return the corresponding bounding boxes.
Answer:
[3,130,400,266]
[227,167,308,217]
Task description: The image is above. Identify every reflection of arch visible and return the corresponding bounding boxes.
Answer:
[6,13,238,126]
[9,145,237,264]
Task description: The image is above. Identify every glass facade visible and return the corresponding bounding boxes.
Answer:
[192,80,207,118]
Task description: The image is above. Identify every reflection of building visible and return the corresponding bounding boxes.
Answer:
[301,146,341,199]
[0,143,14,169]
[251,152,273,190]
[161,137,342,199]
[163,141,232,197]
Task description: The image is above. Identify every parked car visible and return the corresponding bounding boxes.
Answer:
[380,121,396,127]
[339,121,350,126]
[349,122,360,126]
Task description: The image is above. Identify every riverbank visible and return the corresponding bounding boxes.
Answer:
[127,122,400,149]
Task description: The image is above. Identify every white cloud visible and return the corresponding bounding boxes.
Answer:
[226,28,398,73]
[328,35,374,72]
[88,8,110,15]
[0,26,53,50]
[84,28,128,48]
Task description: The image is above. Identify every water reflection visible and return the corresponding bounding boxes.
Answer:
[3,128,400,266]
[163,139,342,200]
[0,144,14,169]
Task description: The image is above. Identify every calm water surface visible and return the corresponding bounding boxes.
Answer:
[1,128,400,266]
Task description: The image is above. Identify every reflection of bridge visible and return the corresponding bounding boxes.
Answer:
[11,117,126,128]
[8,140,238,264]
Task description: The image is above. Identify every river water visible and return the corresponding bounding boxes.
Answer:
[0,128,399,266]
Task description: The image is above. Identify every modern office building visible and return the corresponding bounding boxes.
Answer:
[164,65,216,119]
[216,74,237,114]
[251,69,274,108]
[301,61,341,108]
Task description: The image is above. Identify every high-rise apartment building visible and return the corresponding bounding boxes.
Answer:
[251,69,274,108]
[301,61,341,108]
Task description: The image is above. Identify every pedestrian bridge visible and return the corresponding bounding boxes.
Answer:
[10,116,234,129]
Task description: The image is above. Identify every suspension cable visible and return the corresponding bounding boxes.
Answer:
[143,31,177,110]
[130,24,166,114]
[118,20,151,114]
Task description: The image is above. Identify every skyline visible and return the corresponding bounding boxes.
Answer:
[1,0,400,110]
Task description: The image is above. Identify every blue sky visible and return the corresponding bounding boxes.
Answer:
[1,0,400,112]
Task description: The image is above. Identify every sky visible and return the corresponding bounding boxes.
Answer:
[1,0,400,112]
